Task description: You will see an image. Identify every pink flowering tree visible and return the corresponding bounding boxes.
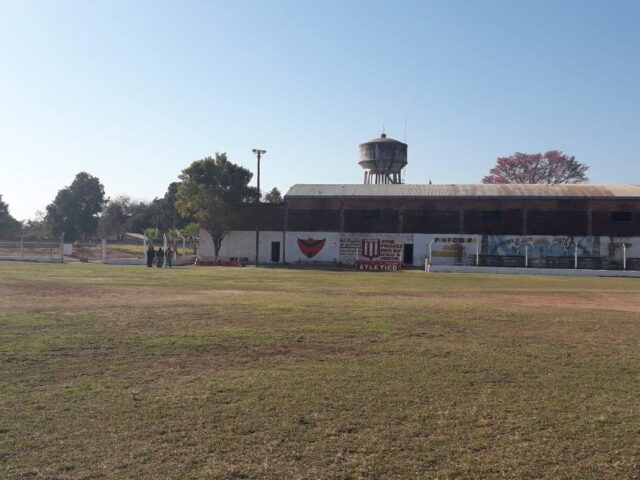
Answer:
[482,151,589,184]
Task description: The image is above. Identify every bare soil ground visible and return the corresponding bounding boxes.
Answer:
[1,262,640,479]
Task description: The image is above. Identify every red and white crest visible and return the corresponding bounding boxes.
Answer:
[361,239,381,260]
[298,238,326,258]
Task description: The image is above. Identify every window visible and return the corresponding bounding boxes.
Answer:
[482,210,502,222]
[611,211,632,222]
[361,210,381,220]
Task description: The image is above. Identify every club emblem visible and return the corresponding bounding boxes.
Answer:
[298,238,326,258]
[361,239,381,260]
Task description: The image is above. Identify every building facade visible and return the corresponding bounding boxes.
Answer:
[199,183,640,270]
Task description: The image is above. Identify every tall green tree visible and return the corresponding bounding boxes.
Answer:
[99,195,135,239]
[0,195,21,238]
[22,211,49,240]
[45,172,106,241]
[181,222,199,254]
[263,187,282,203]
[176,153,257,259]
[160,181,190,230]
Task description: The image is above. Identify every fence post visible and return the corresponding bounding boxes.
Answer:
[623,243,627,271]
[101,237,107,264]
[21,236,24,259]
[574,244,578,269]
[59,234,64,264]
[476,241,479,266]
[428,239,435,267]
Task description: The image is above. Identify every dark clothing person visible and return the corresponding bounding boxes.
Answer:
[166,247,173,268]
[146,247,155,268]
[156,248,165,268]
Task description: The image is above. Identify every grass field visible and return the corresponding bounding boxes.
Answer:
[1,262,640,479]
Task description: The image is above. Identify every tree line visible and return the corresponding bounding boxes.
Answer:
[0,153,282,246]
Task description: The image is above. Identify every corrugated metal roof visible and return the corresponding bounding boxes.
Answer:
[285,184,640,199]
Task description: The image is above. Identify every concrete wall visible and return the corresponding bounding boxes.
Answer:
[199,229,285,264]
[63,243,73,256]
[199,228,640,269]
[429,265,640,277]
[0,256,63,264]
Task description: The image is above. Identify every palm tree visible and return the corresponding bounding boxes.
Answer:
[144,227,160,246]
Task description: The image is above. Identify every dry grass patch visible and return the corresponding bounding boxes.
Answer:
[1,262,640,479]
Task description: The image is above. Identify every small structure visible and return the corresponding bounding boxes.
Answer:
[358,133,408,184]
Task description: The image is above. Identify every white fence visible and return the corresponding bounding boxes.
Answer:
[102,237,197,265]
[0,240,64,263]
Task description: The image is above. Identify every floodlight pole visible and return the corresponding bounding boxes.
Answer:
[252,148,266,266]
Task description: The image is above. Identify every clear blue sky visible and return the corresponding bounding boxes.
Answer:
[1,0,639,220]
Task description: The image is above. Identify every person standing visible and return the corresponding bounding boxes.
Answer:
[146,246,155,268]
[166,247,173,268]
[156,247,165,268]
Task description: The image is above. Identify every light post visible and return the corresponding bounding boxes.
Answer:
[252,148,266,266]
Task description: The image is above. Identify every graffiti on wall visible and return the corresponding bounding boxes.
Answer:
[482,236,599,257]
[297,238,326,258]
[432,237,476,260]
[339,237,403,261]
[340,235,404,270]
[484,236,534,256]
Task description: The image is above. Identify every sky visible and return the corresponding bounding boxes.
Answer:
[1,0,639,220]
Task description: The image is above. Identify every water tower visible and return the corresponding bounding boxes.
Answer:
[358,132,408,184]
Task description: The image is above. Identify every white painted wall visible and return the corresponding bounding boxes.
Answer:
[604,236,640,260]
[413,234,481,267]
[199,229,285,263]
[199,228,640,268]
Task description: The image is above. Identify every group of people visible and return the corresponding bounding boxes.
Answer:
[146,246,174,268]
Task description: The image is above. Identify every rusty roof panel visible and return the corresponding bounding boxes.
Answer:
[285,184,640,199]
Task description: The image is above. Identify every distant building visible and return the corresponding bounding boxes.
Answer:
[200,135,640,269]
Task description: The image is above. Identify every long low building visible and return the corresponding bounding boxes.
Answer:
[199,183,640,270]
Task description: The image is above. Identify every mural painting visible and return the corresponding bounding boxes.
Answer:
[431,236,478,265]
[340,235,405,270]
[481,236,598,258]
[297,238,326,258]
